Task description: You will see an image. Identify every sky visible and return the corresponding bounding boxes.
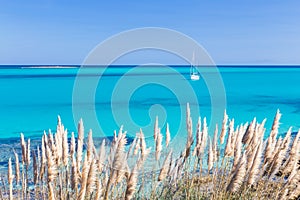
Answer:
[0,0,300,65]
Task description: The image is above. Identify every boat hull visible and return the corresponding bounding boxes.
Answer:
[191,74,200,81]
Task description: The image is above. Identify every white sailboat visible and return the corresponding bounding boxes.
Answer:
[190,52,200,81]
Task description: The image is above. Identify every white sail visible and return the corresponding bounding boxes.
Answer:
[190,51,200,81]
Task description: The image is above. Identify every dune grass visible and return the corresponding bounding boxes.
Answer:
[1,104,300,199]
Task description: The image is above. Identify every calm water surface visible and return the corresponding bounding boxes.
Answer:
[0,65,299,144]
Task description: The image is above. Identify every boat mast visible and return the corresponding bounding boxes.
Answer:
[191,51,195,74]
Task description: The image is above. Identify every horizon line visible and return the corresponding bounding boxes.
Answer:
[1,64,300,66]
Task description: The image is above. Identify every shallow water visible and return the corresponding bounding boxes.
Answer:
[0,65,299,144]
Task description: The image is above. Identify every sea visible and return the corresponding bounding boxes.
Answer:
[0,65,299,147]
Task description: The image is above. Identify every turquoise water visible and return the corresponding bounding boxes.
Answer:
[0,65,299,143]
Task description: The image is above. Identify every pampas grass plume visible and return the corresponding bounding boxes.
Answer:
[62,129,69,167]
[212,124,218,162]
[154,116,159,141]
[220,110,228,144]
[26,139,31,166]
[269,128,291,178]
[133,135,140,155]
[98,139,106,174]
[227,152,247,193]
[20,133,26,164]
[207,138,214,171]
[77,118,84,172]
[242,117,256,145]
[158,150,172,181]
[70,132,75,158]
[78,155,90,200]
[155,129,163,161]
[232,125,243,172]
[200,117,208,154]
[71,154,78,194]
[8,158,13,200]
[224,119,234,156]
[86,160,97,196]
[283,129,300,174]
[14,151,20,185]
[247,140,263,186]
[139,129,147,159]
[193,117,201,157]
[125,164,138,200]
[87,129,94,161]
[166,123,171,147]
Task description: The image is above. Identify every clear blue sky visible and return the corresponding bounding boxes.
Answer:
[0,0,299,65]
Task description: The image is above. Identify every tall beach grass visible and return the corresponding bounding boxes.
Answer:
[0,104,300,199]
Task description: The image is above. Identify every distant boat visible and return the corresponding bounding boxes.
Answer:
[190,52,200,81]
[190,72,200,81]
